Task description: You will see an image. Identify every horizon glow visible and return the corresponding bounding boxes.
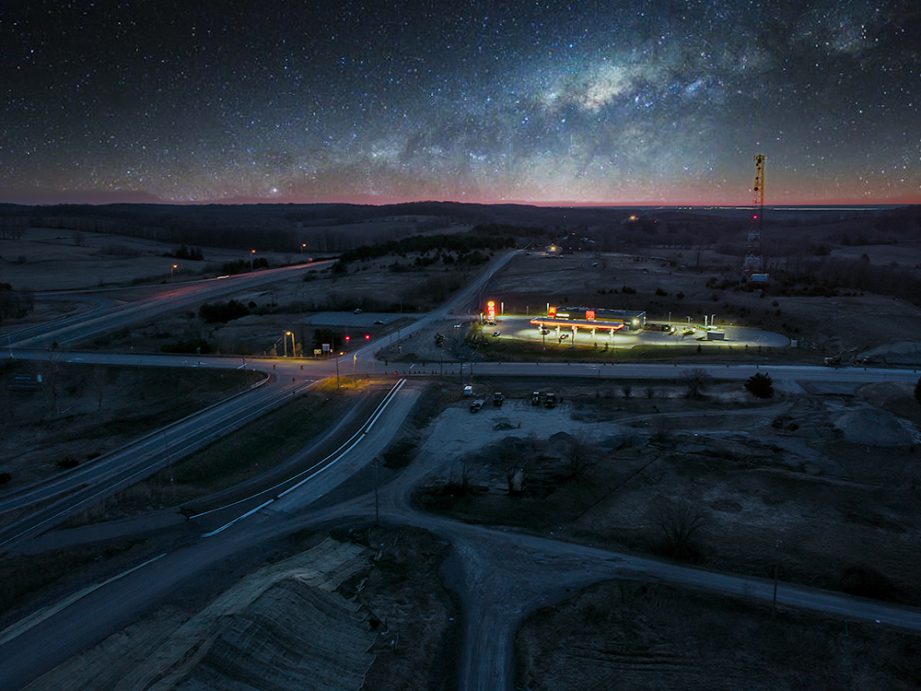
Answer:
[1,2,920,206]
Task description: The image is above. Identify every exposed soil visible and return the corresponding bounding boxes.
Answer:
[516,579,921,690]
[335,525,459,691]
[413,384,921,606]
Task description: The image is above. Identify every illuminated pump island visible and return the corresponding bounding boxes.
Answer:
[529,306,647,339]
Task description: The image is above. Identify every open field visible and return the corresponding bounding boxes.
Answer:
[413,378,921,605]
[485,252,921,360]
[0,362,262,488]
[0,227,301,292]
[516,579,921,689]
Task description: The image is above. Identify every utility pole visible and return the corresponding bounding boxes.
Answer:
[373,457,380,525]
[772,538,781,614]
[335,355,340,390]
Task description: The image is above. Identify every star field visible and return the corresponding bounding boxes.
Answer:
[1,1,919,205]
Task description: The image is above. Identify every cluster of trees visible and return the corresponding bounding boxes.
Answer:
[777,257,921,307]
[219,257,269,275]
[312,328,342,351]
[160,338,213,354]
[168,244,205,260]
[335,232,516,267]
[0,283,34,323]
[199,300,250,323]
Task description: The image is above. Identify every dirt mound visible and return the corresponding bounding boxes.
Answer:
[178,579,373,691]
[27,538,372,691]
[832,406,914,446]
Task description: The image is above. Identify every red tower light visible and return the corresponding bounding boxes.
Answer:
[364,334,370,340]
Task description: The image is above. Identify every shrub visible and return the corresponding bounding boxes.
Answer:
[56,456,79,470]
[744,372,774,398]
[161,338,213,354]
[680,368,712,398]
[199,300,249,323]
[0,472,11,485]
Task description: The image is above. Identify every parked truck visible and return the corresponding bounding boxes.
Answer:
[544,392,557,409]
[492,392,504,407]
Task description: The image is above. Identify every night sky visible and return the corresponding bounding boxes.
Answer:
[2,1,919,205]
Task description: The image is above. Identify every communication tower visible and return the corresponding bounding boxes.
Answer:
[743,153,766,276]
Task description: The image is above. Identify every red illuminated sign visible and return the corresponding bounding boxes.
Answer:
[486,300,496,321]
[586,310,595,320]
[548,306,557,318]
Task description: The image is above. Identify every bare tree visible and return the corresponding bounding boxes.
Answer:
[655,502,708,561]
[566,439,596,482]
[680,368,712,398]
[42,355,62,415]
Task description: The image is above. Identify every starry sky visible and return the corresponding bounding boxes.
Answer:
[1,1,919,206]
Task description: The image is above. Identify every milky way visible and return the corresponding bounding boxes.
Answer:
[1,1,919,205]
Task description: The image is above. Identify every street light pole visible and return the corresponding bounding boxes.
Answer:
[335,355,340,390]
[373,457,380,525]
[250,248,256,270]
[170,263,178,280]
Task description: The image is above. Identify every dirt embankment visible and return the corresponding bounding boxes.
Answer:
[23,528,458,691]
[516,579,921,690]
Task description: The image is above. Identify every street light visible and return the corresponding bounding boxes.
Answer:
[250,248,256,270]
[283,330,295,357]
[170,263,178,280]
[300,242,307,253]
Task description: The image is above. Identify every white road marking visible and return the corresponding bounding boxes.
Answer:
[0,552,167,646]
[199,379,405,536]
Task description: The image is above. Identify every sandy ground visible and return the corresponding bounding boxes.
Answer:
[414,380,921,605]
